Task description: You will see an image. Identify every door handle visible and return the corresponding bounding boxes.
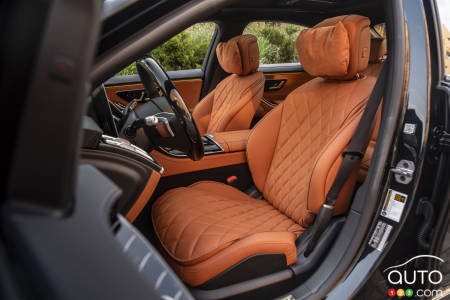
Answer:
[265,79,286,91]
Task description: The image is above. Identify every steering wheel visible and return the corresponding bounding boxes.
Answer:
[131,57,204,161]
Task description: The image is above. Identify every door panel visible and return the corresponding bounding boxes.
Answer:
[103,69,204,111]
[172,78,203,109]
[104,83,146,110]
[263,72,314,102]
[256,64,314,117]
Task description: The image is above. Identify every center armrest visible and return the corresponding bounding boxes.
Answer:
[210,130,251,153]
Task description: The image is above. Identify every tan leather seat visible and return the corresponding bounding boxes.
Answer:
[192,34,265,135]
[153,15,378,286]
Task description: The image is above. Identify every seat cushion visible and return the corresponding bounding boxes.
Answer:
[152,181,305,285]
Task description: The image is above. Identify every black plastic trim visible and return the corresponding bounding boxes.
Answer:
[4,165,164,300]
[198,254,287,290]
[189,217,345,300]
[191,269,293,300]
[80,149,153,214]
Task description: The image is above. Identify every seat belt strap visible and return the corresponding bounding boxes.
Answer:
[304,64,388,257]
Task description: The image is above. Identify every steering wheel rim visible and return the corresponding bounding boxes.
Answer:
[136,58,204,161]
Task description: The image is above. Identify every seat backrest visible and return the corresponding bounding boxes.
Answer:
[192,35,265,135]
[247,15,377,227]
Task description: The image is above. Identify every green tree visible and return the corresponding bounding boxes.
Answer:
[116,22,306,76]
[244,22,306,64]
[116,23,215,76]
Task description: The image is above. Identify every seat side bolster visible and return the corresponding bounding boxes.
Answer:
[192,88,216,136]
[170,231,297,286]
[246,103,284,192]
[308,108,364,215]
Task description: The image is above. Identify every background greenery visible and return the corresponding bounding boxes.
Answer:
[116,22,307,76]
[244,22,306,64]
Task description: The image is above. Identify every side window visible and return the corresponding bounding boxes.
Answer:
[243,22,308,65]
[373,23,386,39]
[117,22,216,76]
[435,0,450,79]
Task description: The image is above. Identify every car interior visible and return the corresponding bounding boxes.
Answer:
[77,0,391,296]
[5,0,408,299]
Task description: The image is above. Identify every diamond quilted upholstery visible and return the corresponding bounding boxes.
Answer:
[152,181,304,266]
[254,74,378,224]
[192,71,264,135]
[152,15,379,287]
[192,33,265,135]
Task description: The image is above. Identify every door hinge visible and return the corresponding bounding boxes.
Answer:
[431,127,450,153]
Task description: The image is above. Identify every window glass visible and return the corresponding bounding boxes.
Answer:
[435,0,450,77]
[243,22,308,65]
[373,23,386,39]
[117,22,216,76]
[102,0,136,18]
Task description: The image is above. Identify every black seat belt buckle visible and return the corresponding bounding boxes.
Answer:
[342,150,364,160]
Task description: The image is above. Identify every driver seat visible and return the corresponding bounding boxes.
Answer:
[152,15,375,286]
[192,34,265,134]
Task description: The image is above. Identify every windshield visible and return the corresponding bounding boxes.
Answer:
[102,0,137,18]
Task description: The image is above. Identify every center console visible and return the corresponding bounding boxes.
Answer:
[158,130,250,158]
[150,130,251,177]
[158,134,224,157]
[80,116,251,218]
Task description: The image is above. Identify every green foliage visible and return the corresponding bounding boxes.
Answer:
[118,64,137,76]
[116,22,307,76]
[149,31,209,71]
[244,22,306,64]
[116,23,215,76]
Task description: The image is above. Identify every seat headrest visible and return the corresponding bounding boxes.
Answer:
[216,34,260,76]
[369,38,387,63]
[296,15,371,80]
